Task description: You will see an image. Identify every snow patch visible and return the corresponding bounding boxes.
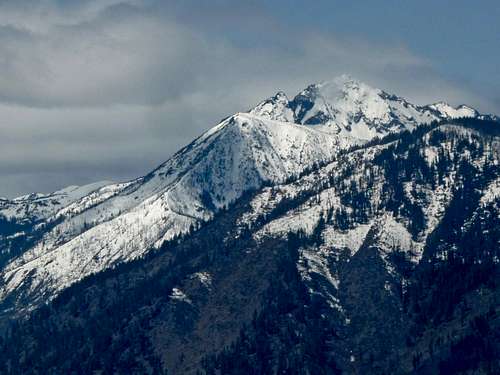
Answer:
[170,288,191,303]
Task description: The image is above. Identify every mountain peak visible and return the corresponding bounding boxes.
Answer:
[427,101,478,119]
[249,90,294,123]
[0,73,498,372]
[290,76,424,139]
[248,75,483,141]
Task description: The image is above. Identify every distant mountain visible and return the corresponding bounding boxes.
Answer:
[0,181,113,223]
[0,77,498,374]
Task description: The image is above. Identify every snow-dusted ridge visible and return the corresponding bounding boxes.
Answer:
[0,181,114,223]
[0,112,346,307]
[0,76,491,312]
[250,75,481,140]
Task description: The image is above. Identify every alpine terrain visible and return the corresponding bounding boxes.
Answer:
[0,75,499,374]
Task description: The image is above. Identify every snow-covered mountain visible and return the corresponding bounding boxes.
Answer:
[0,76,498,374]
[0,113,347,311]
[0,76,487,316]
[0,181,113,223]
[1,115,498,374]
[250,75,478,140]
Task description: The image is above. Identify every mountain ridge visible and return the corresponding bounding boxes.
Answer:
[250,75,483,139]
[0,116,498,374]
[0,76,495,326]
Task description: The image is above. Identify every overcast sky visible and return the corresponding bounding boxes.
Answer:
[1,0,499,197]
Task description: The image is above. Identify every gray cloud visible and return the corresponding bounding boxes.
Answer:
[0,0,496,197]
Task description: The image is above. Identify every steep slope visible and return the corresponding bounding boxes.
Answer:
[201,118,500,374]
[0,118,498,374]
[0,76,489,324]
[0,113,345,315]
